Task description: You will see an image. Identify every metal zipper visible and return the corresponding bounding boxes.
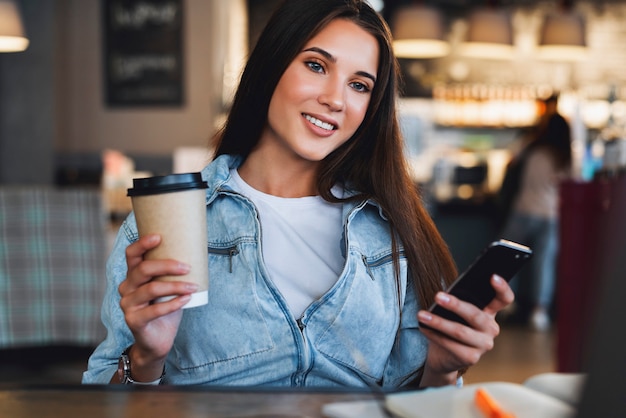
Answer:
[361,250,405,280]
[207,245,239,273]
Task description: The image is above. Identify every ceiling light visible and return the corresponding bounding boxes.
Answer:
[391,4,450,59]
[0,0,28,52]
[459,8,515,60]
[537,10,587,62]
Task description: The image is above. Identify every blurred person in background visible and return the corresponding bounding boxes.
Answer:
[499,94,573,331]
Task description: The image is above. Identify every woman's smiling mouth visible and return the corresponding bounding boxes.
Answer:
[303,114,337,131]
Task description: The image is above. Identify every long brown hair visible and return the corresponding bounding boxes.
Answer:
[214,0,457,308]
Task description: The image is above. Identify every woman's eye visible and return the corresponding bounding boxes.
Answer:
[350,81,370,93]
[306,61,324,73]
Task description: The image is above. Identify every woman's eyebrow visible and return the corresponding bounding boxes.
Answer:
[302,46,377,83]
[356,71,377,84]
[303,46,336,62]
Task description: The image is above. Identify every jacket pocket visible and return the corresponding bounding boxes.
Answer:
[313,250,405,381]
[171,242,276,371]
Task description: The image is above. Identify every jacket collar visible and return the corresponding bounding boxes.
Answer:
[201,154,242,204]
[201,154,385,219]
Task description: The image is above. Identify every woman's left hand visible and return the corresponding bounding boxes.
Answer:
[417,274,515,387]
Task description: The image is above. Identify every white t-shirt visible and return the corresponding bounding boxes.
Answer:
[230,169,345,318]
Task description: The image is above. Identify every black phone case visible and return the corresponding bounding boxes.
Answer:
[423,239,532,327]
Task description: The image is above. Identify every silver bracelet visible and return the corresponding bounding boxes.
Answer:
[127,375,163,385]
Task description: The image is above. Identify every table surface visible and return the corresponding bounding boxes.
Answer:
[0,384,384,418]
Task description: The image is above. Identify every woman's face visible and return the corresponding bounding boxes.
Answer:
[261,18,379,163]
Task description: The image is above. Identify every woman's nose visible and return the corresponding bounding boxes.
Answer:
[318,80,345,112]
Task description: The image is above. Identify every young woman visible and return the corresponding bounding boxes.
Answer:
[83,0,513,388]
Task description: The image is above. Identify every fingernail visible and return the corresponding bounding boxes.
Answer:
[418,311,432,322]
[178,263,191,273]
[185,283,199,292]
[436,292,450,304]
[493,275,503,284]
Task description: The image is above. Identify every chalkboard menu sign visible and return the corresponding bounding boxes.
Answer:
[103,0,184,107]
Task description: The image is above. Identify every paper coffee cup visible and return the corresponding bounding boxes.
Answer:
[127,172,209,309]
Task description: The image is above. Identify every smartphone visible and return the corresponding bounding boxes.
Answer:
[420,239,532,328]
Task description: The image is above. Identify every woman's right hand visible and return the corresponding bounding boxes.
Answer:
[117,234,199,381]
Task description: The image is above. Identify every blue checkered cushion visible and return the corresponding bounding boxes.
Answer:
[0,187,107,348]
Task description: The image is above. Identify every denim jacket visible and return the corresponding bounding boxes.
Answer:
[82,154,428,388]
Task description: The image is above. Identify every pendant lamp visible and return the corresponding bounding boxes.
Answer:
[537,7,587,62]
[0,0,28,52]
[391,4,449,59]
[459,7,514,60]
